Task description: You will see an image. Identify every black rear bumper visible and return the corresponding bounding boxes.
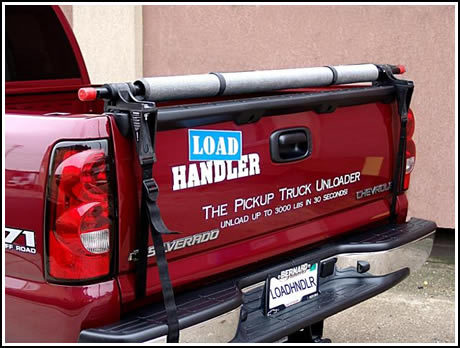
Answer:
[79,217,436,343]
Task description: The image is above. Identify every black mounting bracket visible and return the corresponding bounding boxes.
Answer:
[104,83,158,163]
[375,65,414,223]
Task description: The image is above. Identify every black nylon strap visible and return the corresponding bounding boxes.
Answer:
[104,90,180,342]
[135,199,149,299]
[142,178,180,343]
[389,80,413,223]
[371,65,413,224]
[389,119,407,223]
[129,103,180,342]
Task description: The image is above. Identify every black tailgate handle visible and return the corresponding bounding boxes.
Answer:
[270,127,312,163]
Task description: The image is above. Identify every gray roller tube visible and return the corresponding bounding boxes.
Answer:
[136,64,380,102]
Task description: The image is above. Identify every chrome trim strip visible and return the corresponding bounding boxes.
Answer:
[329,231,435,276]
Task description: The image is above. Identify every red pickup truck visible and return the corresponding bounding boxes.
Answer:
[5,5,437,343]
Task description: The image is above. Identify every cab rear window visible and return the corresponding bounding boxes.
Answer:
[5,5,80,82]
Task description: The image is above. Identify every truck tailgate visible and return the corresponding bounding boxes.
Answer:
[113,86,399,303]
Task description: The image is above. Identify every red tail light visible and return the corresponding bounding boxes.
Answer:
[46,140,116,282]
[403,109,416,190]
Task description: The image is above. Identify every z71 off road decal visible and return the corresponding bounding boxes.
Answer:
[5,227,37,254]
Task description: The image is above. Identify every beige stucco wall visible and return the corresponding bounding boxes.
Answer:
[66,5,456,228]
[70,5,143,84]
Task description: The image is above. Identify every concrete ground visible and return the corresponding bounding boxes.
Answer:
[323,229,457,344]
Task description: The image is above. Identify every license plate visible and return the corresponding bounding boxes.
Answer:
[265,262,318,316]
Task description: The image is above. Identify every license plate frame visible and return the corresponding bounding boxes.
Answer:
[264,262,319,316]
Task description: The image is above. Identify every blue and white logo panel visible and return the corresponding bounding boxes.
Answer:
[188,129,242,161]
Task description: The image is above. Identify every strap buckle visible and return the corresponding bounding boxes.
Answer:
[143,178,159,202]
